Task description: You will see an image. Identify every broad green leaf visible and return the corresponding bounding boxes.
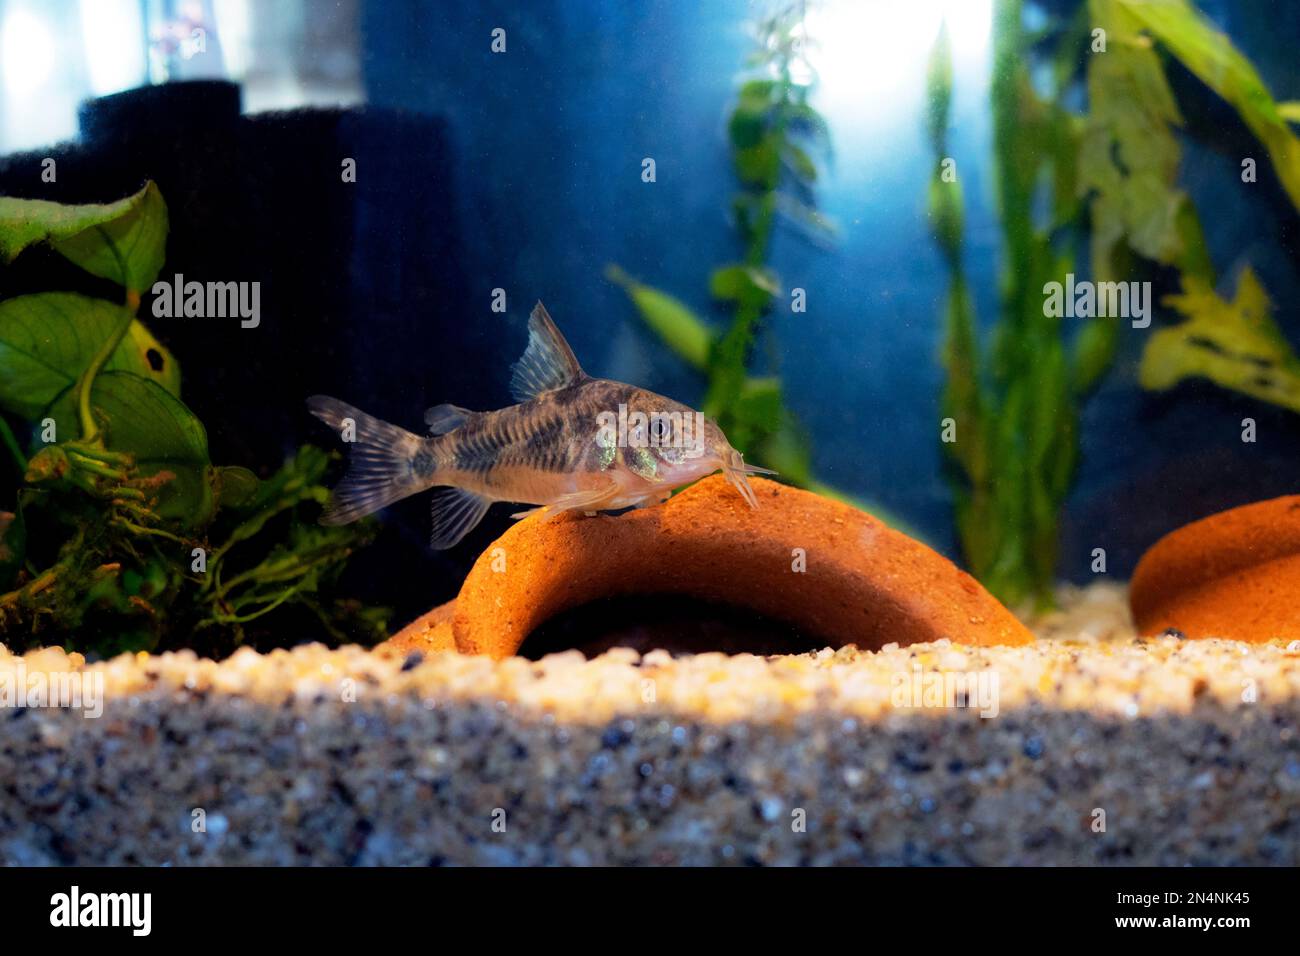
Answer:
[1081,0,1187,274]
[44,371,214,525]
[1121,0,1300,215]
[728,85,771,149]
[1140,268,1300,412]
[733,137,780,189]
[0,182,168,292]
[709,264,780,307]
[216,465,259,508]
[0,293,180,419]
[728,109,766,150]
[737,79,776,101]
[605,266,715,371]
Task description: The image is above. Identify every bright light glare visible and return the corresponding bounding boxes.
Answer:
[803,0,993,120]
[79,0,147,96]
[213,0,253,78]
[1,8,55,98]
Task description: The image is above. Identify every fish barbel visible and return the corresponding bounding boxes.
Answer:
[308,302,774,548]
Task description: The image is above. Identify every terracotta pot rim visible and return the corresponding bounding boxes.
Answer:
[1130,495,1300,643]
[408,475,1033,659]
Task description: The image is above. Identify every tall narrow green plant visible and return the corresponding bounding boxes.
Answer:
[931,2,1107,611]
[606,2,894,518]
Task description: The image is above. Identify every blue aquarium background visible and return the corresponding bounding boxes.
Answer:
[1,0,1298,634]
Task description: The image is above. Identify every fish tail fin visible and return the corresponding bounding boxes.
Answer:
[307,395,434,524]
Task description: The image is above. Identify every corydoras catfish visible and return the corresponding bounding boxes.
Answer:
[308,302,773,548]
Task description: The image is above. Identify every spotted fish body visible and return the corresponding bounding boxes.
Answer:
[308,303,771,548]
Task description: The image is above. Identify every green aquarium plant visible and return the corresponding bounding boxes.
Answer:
[929,3,1106,611]
[606,2,888,517]
[0,182,386,656]
[1081,0,1300,410]
[932,0,1300,610]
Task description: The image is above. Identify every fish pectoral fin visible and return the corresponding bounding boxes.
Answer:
[425,403,473,435]
[512,482,620,522]
[428,486,492,549]
[549,483,621,514]
[509,302,586,402]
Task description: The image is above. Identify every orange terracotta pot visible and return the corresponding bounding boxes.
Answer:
[385,599,457,655]
[389,475,1031,659]
[1130,495,1300,642]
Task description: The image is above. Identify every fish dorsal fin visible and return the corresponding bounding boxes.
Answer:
[509,302,584,402]
[425,403,472,435]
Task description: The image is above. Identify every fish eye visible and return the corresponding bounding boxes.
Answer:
[650,417,672,444]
